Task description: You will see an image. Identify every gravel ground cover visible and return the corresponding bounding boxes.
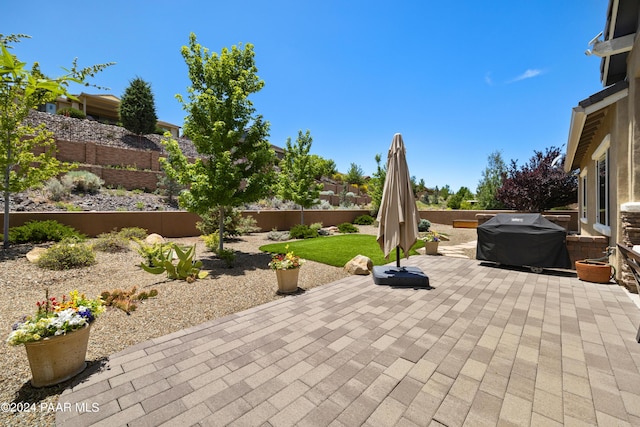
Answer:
[0,224,476,426]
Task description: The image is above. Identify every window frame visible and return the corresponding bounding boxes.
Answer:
[580,168,588,224]
[592,135,611,236]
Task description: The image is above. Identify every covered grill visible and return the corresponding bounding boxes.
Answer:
[476,213,571,270]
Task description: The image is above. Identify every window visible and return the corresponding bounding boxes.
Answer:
[580,169,587,223]
[592,135,610,236]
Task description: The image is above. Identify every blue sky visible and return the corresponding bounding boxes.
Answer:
[6,1,607,192]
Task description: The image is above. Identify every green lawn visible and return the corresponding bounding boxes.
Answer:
[259,234,424,267]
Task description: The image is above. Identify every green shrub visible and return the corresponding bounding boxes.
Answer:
[289,224,319,239]
[218,248,236,268]
[202,233,220,253]
[54,201,82,211]
[237,215,261,235]
[57,107,86,119]
[310,222,323,232]
[37,239,96,270]
[196,207,242,237]
[338,222,359,233]
[61,171,104,194]
[93,231,131,253]
[267,229,290,241]
[418,219,431,232]
[45,178,70,201]
[118,227,148,240]
[353,215,375,225]
[8,220,85,244]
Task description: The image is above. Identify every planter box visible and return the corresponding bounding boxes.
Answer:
[575,260,612,283]
[275,269,299,294]
[24,325,91,387]
[424,241,439,255]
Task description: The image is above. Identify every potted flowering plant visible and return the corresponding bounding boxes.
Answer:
[422,231,442,255]
[268,245,305,294]
[7,290,105,387]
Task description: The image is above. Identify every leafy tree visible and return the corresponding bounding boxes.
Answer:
[0,34,112,248]
[119,76,157,136]
[476,150,506,209]
[432,186,440,204]
[277,130,322,224]
[369,153,387,215]
[157,146,185,204]
[160,33,276,252]
[440,185,451,200]
[447,186,474,209]
[309,154,336,180]
[496,146,577,212]
[345,162,364,186]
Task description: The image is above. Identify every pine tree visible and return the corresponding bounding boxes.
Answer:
[119,77,157,135]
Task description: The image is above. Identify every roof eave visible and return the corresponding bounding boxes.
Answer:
[564,82,629,172]
[564,107,587,172]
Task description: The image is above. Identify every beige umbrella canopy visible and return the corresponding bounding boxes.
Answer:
[376,133,421,266]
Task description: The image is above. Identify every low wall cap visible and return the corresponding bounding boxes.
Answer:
[621,202,640,212]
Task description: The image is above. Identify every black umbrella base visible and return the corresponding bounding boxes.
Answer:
[372,266,430,288]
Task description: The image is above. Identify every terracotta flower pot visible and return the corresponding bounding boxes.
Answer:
[575,260,613,284]
[425,241,439,255]
[275,268,299,294]
[24,324,91,388]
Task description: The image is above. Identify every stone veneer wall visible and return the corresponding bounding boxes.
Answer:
[620,203,640,292]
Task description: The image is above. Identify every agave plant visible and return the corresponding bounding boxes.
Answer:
[139,242,208,282]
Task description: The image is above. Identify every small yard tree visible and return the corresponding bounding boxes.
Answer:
[447,186,474,209]
[345,162,364,187]
[496,146,577,212]
[0,34,112,248]
[160,33,276,252]
[369,153,387,215]
[119,76,157,136]
[309,154,336,180]
[476,150,506,209]
[277,130,322,224]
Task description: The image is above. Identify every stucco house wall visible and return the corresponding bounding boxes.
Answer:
[566,0,640,291]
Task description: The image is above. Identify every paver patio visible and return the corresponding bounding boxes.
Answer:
[57,256,640,426]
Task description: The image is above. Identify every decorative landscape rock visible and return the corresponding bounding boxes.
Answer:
[145,233,165,245]
[344,255,373,275]
[26,247,48,263]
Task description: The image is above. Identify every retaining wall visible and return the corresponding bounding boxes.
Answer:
[1,209,578,238]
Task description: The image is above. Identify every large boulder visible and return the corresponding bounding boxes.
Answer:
[344,255,373,275]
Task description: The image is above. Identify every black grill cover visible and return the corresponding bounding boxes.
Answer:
[476,213,571,269]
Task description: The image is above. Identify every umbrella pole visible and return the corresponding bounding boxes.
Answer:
[396,247,400,268]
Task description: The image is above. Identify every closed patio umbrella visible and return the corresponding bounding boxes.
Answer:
[373,133,429,287]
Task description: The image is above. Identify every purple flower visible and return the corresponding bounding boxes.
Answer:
[78,308,94,323]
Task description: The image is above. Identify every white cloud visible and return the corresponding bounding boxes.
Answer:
[484,72,493,86]
[509,68,543,83]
